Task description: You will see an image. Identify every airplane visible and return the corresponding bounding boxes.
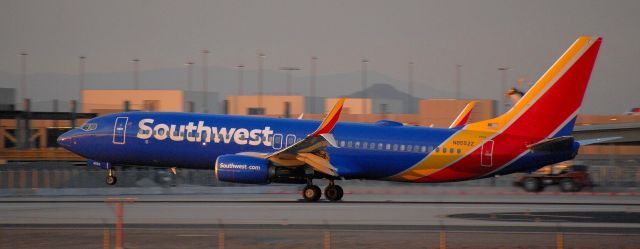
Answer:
[59,36,603,202]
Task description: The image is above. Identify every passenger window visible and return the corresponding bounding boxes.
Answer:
[378,143,383,150]
[414,146,420,152]
[158,129,165,136]
[429,146,433,152]
[443,147,447,153]
[347,141,353,148]
[421,146,427,152]
[400,145,405,151]
[457,149,461,154]
[435,147,440,152]
[407,145,413,152]
[386,144,391,150]
[450,148,454,154]
[340,141,345,147]
[393,144,398,151]
[355,142,360,149]
[363,142,368,149]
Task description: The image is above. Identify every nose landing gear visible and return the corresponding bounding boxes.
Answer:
[106,168,117,185]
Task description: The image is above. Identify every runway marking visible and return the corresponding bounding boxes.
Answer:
[466,218,569,222]
[499,213,591,219]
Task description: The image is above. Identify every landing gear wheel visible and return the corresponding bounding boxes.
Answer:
[324,185,344,201]
[106,175,117,185]
[106,168,117,185]
[302,185,322,202]
[560,178,577,192]
[523,178,542,192]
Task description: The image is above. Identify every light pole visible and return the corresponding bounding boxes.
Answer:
[310,56,317,114]
[185,61,194,91]
[408,61,414,114]
[202,49,210,113]
[19,52,28,106]
[79,56,86,103]
[455,64,462,99]
[279,67,300,96]
[236,64,245,114]
[257,52,265,111]
[237,64,245,95]
[361,58,368,114]
[130,58,140,90]
[498,66,510,113]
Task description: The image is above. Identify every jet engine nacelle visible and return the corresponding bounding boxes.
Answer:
[215,155,271,184]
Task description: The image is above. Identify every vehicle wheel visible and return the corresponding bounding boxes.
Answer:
[335,185,344,200]
[106,175,117,185]
[560,179,577,192]
[325,185,344,201]
[302,185,321,202]
[523,178,542,192]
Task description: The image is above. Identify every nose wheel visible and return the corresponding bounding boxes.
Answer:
[106,168,117,185]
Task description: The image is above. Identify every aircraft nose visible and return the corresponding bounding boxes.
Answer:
[57,130,75,149]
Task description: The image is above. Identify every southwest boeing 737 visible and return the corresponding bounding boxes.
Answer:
[59,36,604,201]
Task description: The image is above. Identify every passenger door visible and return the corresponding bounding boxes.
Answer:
[112,117,128,145]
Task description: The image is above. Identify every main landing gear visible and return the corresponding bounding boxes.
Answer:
[302,179,343,202]
[106,168,117,185]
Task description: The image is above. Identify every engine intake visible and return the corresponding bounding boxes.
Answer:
[215,155,270,184]
[215,154,309,184]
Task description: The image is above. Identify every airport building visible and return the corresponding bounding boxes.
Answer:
[81,89,220,115]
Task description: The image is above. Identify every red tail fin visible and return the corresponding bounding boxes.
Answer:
[470,36,602,139]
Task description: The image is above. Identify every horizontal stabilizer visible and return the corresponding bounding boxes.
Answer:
[577,136,621,146]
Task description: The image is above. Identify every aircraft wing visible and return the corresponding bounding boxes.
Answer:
[247,98,346,176]
[449,100,477,128]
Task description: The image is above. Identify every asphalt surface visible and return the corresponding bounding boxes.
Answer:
[1,193,640,248]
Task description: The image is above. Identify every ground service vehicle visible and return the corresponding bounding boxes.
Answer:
[514,164,593,192]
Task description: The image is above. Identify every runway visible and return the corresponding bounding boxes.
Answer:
[2,193,640,248]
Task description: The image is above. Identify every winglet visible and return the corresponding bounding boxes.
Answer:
[449,100,477,128]
[310,97,345,137]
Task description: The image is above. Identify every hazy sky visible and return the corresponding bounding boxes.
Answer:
[1,0,639,114]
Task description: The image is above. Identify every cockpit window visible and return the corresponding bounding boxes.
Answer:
[81,123,98,131]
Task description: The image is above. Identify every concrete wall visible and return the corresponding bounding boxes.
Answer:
[183,91,220,113]
[226,95,305,116]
